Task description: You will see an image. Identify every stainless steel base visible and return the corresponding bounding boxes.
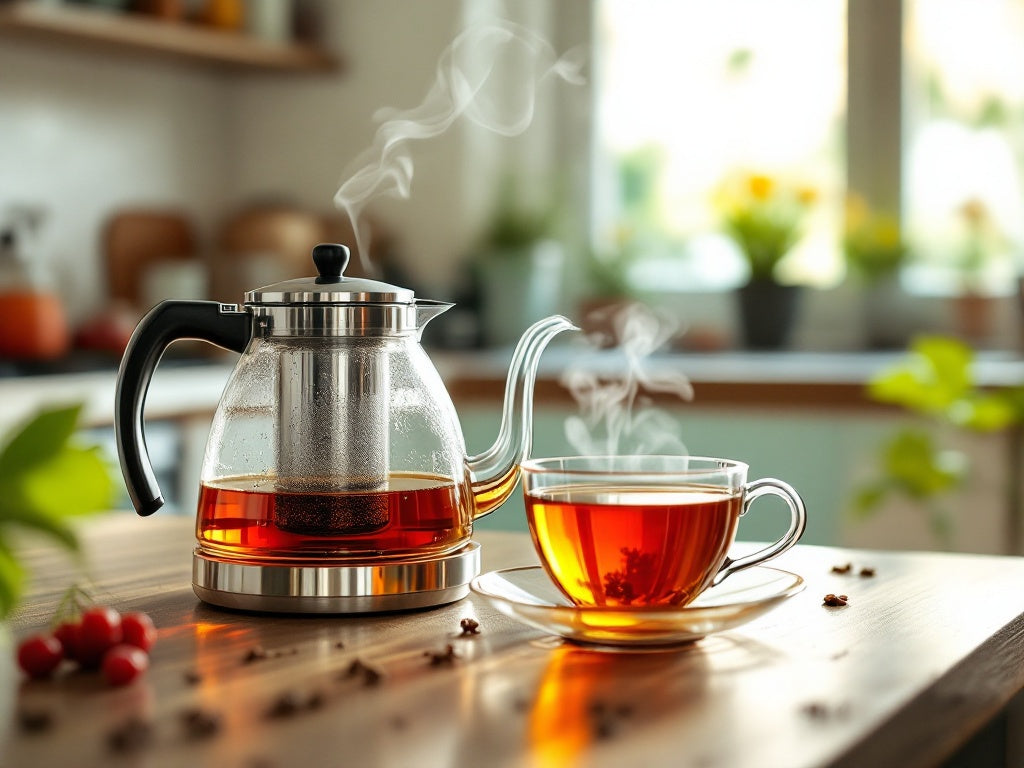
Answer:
[192,541,481,614]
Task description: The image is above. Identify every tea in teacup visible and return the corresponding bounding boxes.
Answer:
[521,456,806,609]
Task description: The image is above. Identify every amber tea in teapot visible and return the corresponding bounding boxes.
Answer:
[196,470,522,560]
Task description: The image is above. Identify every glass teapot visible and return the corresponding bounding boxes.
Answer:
[116,244,574,573]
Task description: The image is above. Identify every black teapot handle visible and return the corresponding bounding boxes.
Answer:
[115,301,252,516]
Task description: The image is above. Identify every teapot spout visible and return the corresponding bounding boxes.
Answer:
[414,300,454,336]
[467,315,578,517]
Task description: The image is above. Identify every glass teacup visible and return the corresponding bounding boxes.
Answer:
[520,455,807,608]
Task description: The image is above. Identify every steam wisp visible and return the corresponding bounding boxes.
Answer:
[563,304,693,457]
[334,20,586,271]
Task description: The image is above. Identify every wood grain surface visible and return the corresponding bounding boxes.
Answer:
[2,515,1024,768]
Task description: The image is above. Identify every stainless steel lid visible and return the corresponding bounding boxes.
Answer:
[245,243,415,305]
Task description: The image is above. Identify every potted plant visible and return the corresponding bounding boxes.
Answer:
[951,197,1006,343]
[576,233,640,348]
[853,335,1024,548]
[842,193,911,348]
[717,172,816,349]
[474,175,565,347]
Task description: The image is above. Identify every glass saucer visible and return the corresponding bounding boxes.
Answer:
[470,565,805,647]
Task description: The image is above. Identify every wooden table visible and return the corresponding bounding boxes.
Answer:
[4,516,1024,768]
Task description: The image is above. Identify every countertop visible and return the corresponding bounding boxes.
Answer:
[4,516,1024,767]
[2,347,1024,433]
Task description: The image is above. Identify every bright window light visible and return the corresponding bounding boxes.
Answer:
[594,0,847,291]
[904,0,1024,296]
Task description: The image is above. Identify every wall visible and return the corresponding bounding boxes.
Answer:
[0,38,232,323]
[229,0,594,297]
[0,1,592,318]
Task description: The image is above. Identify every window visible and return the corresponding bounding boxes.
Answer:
[593,1,1024,297]
[904,0,1024,295]
[594,0,846,291]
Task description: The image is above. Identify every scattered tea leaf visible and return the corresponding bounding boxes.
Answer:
[243,647,268,665]
[107,717,154,753]
[181,707,222,740]
[424,645,459,667]
[265,692,301,720]
[17,708,53,733]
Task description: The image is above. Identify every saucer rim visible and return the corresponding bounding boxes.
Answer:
[470,563,806,615]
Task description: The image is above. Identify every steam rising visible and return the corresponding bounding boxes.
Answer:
[334,20,586,271]
[563,304,693,456]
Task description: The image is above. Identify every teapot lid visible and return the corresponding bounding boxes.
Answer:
[245,244,414,305]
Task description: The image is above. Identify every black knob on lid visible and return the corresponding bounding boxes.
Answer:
[313,243,350,284]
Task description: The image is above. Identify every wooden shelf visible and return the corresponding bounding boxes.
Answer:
[0,2,339,74]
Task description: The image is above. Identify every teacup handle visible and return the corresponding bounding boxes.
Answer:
[712,478,807,587]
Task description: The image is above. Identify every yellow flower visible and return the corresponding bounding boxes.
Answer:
[958,197,989,227]
[873,218,902,249]
[747,174,775,201]
[796,186,818,206]
[844,192,870,233]
[842,195,907,281]
[716,169,816,281]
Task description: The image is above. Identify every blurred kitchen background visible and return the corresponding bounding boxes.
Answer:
[2,0,1024,554]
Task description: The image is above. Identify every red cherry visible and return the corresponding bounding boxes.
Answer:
[17,635,64,679]
[101,644,149,687]
[121,613,157,653]
[53,621,81,661]
[77,606,122,667]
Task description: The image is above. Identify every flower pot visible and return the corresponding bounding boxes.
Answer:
[477,240,565,347]
[952,291,994,345]
[862,273,911,350]
[736,281,802,350]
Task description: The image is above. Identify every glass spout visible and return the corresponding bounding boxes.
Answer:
[467,315,578,517]
[415,300,454,337]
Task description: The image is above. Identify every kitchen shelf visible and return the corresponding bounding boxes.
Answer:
[0,2,339,74]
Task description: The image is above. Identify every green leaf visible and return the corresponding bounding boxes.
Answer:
[0,404,83,476]
[0,536,26,620]
[869,335,1024,436]
[868,369,942,413]
[915,336,972,393]
[881,429,963,500]
[17,446,115,518]
[8,508,80,553]
[850,481,891,519]
[950,393,1019,432]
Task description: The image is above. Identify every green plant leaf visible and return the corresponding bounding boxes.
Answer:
[18,446,115,518]
[868,369,940,413]
[916,336,972,394]
[0,504,80,553]
[950,393,1019,432]
[0,536,26,620]
[868,336,974,415]
[882,429,963,500]
[850,481,892,519]
[0,404,83,476]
